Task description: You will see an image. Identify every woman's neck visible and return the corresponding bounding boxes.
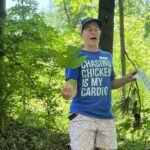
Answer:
[83,45,99,52]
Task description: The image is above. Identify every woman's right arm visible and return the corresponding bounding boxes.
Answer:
[61,79,77,100]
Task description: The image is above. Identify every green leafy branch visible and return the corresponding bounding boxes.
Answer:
[118,50,141,129]
[0,49,44,101]
[56,46,87,69]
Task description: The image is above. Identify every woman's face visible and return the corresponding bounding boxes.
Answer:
[81,22,101,48]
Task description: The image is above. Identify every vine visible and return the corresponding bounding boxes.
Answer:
[118,49,141,129]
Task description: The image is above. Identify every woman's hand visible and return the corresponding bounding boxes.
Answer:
[61,79,77,100]
[125,69,138,82]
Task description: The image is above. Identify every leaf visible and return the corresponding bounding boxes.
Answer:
[117,96,132,115]
[56,47,87,68]
[131,87,137,96]
[141,108,150,113]
[66,46,81,57]
[143,129,150,138]
[68,55,87,68]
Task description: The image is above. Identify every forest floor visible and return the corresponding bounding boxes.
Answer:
[0,120,70,150]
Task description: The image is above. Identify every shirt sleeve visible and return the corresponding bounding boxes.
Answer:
[65,68,79,81]
[109,54,116,80]
[111,65,116,80]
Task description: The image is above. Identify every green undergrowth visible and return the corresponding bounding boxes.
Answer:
[118,139,150,150]
[0,121,70,150]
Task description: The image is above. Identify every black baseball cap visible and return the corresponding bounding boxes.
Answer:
[81,17,103,32]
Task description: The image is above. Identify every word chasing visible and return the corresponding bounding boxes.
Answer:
[82,58,111,68]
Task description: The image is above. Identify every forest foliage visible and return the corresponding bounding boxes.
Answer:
[0,0,150,149]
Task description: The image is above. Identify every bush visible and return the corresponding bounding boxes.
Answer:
[0,120,70,150]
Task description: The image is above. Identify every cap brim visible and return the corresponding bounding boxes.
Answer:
[82,19,103,31]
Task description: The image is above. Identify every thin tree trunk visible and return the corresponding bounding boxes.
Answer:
[0,0,6,32]
[0,0,6,50]
[0,0,6,58]
[0,0,6,134]
[98,0,115,53]
[119,0,126,97]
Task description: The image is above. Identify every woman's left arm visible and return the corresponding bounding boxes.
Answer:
[111,70,137,89]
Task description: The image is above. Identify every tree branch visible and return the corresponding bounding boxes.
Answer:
[63,0,71,23]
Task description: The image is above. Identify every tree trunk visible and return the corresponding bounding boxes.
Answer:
[0,0,6,58]
[0,0,6,134]
[119,0,126,97]
[98,0,115,53]
[0,0,6,34]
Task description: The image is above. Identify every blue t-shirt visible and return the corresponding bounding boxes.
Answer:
[65,49,116,119]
